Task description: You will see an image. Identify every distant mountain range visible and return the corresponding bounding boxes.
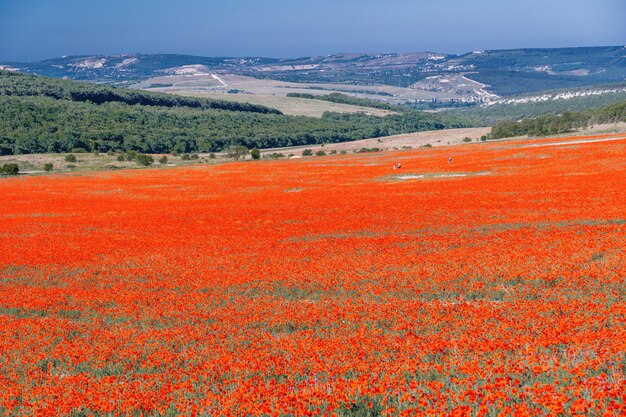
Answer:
[2,46,625,97]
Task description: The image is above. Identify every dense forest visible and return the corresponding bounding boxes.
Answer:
[490,101,626,138]
[0,71,470,155]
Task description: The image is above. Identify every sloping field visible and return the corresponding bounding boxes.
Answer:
[0,134,625,415]
[138,73,459,105]
[261,127,492,155]
[172,91,395,117]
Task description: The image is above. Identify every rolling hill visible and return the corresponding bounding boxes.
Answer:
[2,46,625,102]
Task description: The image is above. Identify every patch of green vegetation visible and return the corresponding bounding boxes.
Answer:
[146,83,174,88]
[287,92,400,111]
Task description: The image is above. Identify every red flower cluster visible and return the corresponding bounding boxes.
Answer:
[1,134,625,416]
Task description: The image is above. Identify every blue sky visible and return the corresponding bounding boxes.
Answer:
[1,0,624,61]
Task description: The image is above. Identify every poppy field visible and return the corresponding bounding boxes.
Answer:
[0,134,625,416]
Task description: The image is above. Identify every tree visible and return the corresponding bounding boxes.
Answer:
[225,145,249,161]
[135,154,154,166]
[250,148,261,160]
[0,163,19,175]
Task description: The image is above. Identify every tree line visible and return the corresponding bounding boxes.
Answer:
[286,92,400,111]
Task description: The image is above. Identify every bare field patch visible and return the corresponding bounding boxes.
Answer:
[383,171,491,181]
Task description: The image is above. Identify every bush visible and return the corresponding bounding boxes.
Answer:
[71,148,87,153]
[225,145,249,161]
[302,149,313,156]
[64,154,77,163]
[181,154,190,160]
[209,153,216,159]
[355,147,380,153]
[250,148,261,160]
[116,154,125,162]
[44,163,53,171]
[158,156,168,164]
[190,154,199,159]
[135,154,154,166]
[0,163,19,175]
[315,150,326,156]
[463,137,472,142]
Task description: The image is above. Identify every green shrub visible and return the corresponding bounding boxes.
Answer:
[159,156,168,164]
[71,147,87,153]
[209,153,216,159]
[302,149,313,156]
[181,154,190,160]
[44,163,53,171]
[0,163,19,175]
[250,148,261,160]
[315,150,326,156]
[463,137,472,142]
[190,154,199,159]
[116,154,125,162]
[135,154,154,166]
[64,154,77,163]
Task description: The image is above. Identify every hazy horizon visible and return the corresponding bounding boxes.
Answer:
[1,0,625,62]
[4,43,626,64]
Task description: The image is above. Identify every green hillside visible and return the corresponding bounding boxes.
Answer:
[490,101,626,139]
[0,71,470,155]
[450,85,626,125]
